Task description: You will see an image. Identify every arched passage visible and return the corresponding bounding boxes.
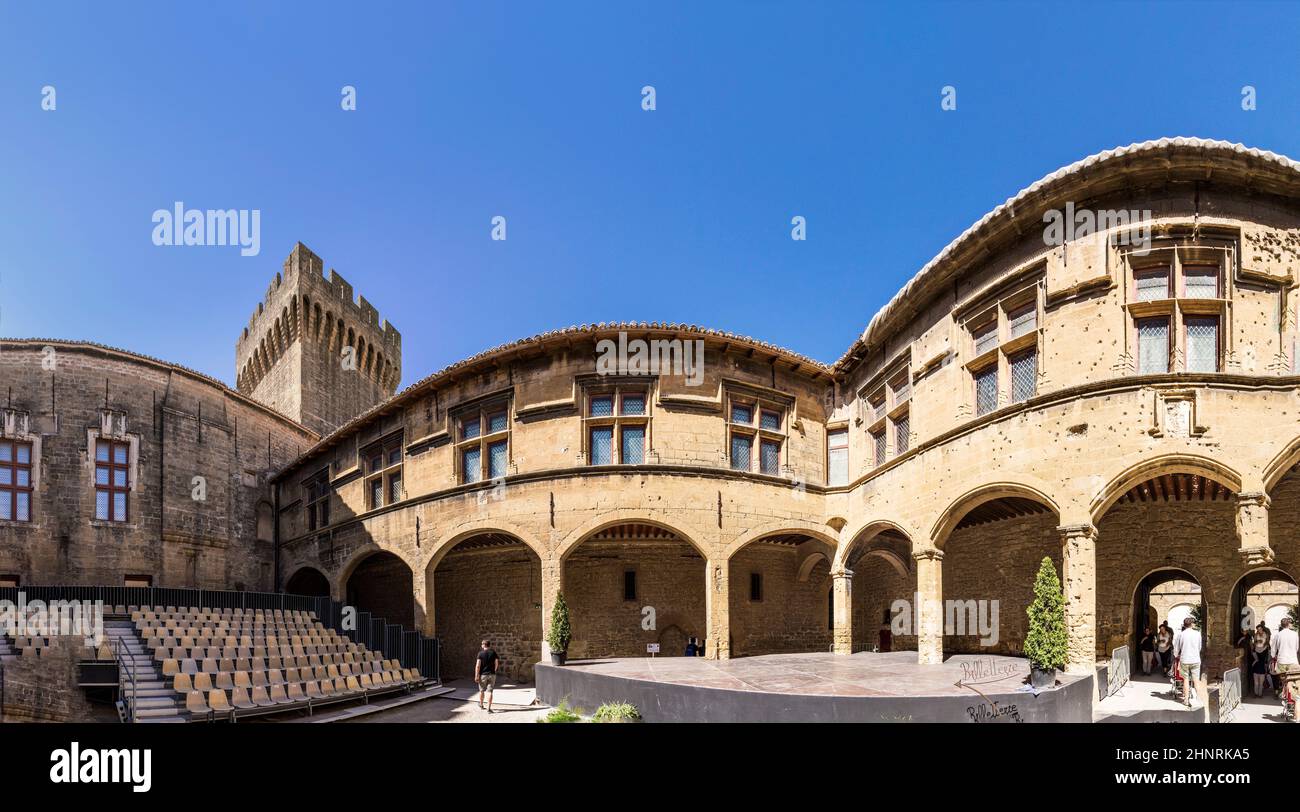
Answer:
[430,532,543,682]
[1229,567,1298,644]
[1094,466,1237,672]
[727,532,835,656]
[345,551,415,628]
[1133,567,1204,674]
[563,522,706,659]
[841,524,916,654]
[938,489,1062,656]
[285,566,330,597]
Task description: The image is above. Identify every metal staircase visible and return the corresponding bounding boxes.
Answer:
[107,620,186,723]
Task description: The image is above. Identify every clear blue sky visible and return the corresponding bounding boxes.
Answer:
[3,1,1299,387]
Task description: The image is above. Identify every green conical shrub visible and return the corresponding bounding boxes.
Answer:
[1024,557,1066,671]
[547,591,572,653]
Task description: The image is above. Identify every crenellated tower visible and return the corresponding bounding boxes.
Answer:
[236,243,401,436]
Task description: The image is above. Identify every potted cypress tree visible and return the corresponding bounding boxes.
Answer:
[1024,557,1066,689]
[547,590,572,666]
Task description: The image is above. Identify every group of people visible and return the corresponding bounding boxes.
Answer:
[1237,617,1300,704]
[1136,617,1206,706]
[1138,614,1300,711]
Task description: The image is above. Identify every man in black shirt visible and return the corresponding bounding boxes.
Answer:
[475,639,500,713]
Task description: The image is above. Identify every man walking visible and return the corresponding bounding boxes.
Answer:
[1271,617,1300,720]
[1172,616,1202,707]
[475,639,500,714]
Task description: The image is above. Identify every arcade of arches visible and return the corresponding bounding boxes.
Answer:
[310,457,1300,683]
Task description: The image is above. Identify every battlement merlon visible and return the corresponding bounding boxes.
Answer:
[236,242,401,353]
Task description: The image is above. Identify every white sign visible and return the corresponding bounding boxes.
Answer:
[646,643,660,654]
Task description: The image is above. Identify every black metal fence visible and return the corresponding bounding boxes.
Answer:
[0,585,439,681]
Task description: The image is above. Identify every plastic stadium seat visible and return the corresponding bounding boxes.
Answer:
[250,686,276,708]
[193,673,214,693]
[173,674,193,694]
[269,684,292,704]
[305,681,325,700]
[208,689,232,714]
[186,690,211,718]
[230,686,257,710]
[287,682,306,702]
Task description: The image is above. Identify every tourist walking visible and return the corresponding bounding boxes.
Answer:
[475,639,500,714]
[1156,622,1173,676]
[1251,622,1271,697]
[1272,618,1300,720]
[1172,617,1202,707]
[1138,626,1156,675]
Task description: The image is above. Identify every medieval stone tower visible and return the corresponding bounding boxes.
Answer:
[236,243,401,436]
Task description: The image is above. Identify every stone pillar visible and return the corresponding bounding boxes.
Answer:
[412,570,432,637]
[831,569,853,654]
[705,559,730,660]
[1059,523,1098,675]
[913,549,943,665]
[1236,491,1273,566]
[539,558,563,664]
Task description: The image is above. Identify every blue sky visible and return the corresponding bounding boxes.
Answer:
[2,1,1299,387]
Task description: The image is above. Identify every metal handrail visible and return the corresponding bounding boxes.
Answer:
[113,636,137,723]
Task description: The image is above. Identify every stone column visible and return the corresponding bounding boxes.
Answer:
[1059,523,1098,675]
[831,569,853,654]
[412,570,433,637]
[1236,491,1273,566]
[705,559,730,660]
[913,549,944,665]
[539,558,563,664]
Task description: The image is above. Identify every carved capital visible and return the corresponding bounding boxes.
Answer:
[1057,523,1098,542]
[912,548,944,563]
[1236,491,1271,511]
[1240,545,1276,567]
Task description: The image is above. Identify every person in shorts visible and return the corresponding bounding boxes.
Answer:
[475,639,500,713]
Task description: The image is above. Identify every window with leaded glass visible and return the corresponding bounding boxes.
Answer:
[585,386,650,465]
[972,317,998,356]
[893,411,910,455]
[362,434,403,509]
[1185,315,1219,373]
[1007,303,1038,339]
[455,402,510,484]
[727,393,785,474]
[1137,317,1170,374]
[974,365,998,416]
[0,440,33,522]
[1135,267,1171,301]
[304,469,330,530]
[94,439,129,522]
[827,428,848,486]
[1009,348,1037,403]
[1183,265,1219,299]
[871,429,886,468]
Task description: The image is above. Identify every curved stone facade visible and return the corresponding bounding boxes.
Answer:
[13,138,1300,685]
[0,340,316,590]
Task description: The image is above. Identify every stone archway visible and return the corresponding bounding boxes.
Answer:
[562,522,706,659]
[727,531,835,657]
[429,531,544,682]
[285,566,330,597]
[344,551,415,628]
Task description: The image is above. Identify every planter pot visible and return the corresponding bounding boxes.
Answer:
[1030,666,1057,689]
[550,651,567,666]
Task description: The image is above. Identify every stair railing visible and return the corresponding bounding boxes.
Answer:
[113,636,138,723]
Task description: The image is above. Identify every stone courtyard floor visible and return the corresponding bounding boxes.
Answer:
[1095,671,1296,723]
[341,677,549,723]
